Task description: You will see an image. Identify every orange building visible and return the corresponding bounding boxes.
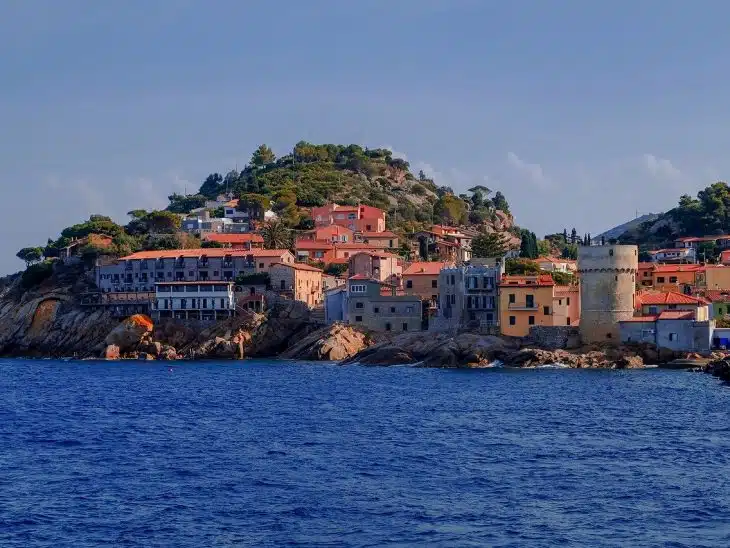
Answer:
[269,263,323,307]
[499,274,580,337]
[298,225,354,244]
[402,261,451,305]
[637,262,655,287]
[311,203,386,232]
[348,252,402,285]
[651,264,703,291]
[635,291,709,320]
[356,231,399,250]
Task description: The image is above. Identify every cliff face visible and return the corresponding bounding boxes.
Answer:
[0,284,118,358]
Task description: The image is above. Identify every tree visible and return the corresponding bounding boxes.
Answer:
[167,193,207,214]
[250,144,276,167]
[16,247,44,267]
[145,210,182,233]
[537,239,551,257]
[260,219,292,249]
[127,209,148,220]
[472,232,509,258]
[468,185,491,209]
[570,228,577,245]
[562,228,568,242]
[201,240,225,248]
[433,195,468,225]
[388,158,410,171]
[418,169,427,181]
[198,173,223,198]
[492,191,510,213]
[561,244,578,260]
[324,263,348,277]
[506,258,541,275]
[273,190,300,227]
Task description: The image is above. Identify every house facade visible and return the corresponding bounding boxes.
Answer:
[269,263,323,308]
[346,277,422,332]
[619,311,713,352]
[403,261,451,309]
[152,281,236,320]
[434,263,504,331]
[312,203,387,233]
[355,231,399,250]
[648,248,696,263]
[635,291,709,320]
[348,252,402,285]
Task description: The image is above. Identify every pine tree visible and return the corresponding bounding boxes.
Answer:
[570,228,577,245]
[562,228,568,242]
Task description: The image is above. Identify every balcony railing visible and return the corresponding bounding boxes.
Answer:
[508,303,538,310]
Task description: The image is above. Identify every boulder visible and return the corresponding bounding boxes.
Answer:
[105,314,154,353]
[279,324,370,361]
[104,344,120,360]
[159,346,179,361]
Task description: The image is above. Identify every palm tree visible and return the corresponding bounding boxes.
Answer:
[260,219,292,250]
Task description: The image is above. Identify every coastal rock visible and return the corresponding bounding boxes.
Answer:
[159,346,179,361]
[104,344,120,360]
[279,323,370,361]
[704,359,730,382]
[105,314,154,353]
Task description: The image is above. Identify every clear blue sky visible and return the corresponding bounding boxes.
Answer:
[2,0,728,272]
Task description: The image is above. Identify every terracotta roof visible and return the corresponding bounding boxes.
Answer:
[204,233,264,244]
[248,249,292,257]
[403,262,449,276]
[349,251,400,260]
[704,290,730,302]
[721,250,730,263]
[649,248,692,254]
[638,262,655,269]
[620,315,659,323]
[652,264,703,273]
[120,249,247,260]
[677,235,730,242]
[536,256,566,264]
[554,285,579,295]
[499,274,555,287]
[636,291,708,306]
[348,274,371,280]
[334,243,383,250]
[272,262,322,272]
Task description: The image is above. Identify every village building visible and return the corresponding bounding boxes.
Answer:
[701,290,730,320]
[648,248,696,263]
[619,310,713,353]
[637,262,655,287]
[298,225,354,244]
[344,276,422,332]
[348,252,402,285]
[152,281,236,321]
[535,256,577,273]
[434,262,504,331]
[269,263,323,308]
[699,264,730,290]
[58,234,113,262]
[634,291,710,320]
[650,264,703,292]
[402,261,451,310]
[498,274,580,337]
[355,231,399,250]
[312,203,386,233]
[294,240,384,265]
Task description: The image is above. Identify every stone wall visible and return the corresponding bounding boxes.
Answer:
[525,325,580,350]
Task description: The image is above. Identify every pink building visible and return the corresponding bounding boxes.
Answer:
[311,203,386,232]
[348,252,403,285]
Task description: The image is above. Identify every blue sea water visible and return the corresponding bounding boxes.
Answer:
[0,360,729,547]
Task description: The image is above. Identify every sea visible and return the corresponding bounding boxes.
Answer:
[1,359,729,547]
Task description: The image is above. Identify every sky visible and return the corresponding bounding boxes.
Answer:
[2,0,730,273]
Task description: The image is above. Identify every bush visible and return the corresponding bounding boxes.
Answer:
[235,272,270,287]
[324,263,348,277]
[21,261,54,289]
[411,183,427,196]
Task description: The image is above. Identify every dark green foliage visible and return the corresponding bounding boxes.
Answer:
[561,244,578,260]
[433,195,468,225]
[167,193,207,214]
[492,191,510,213]
[472,232,509,258]
[60,215,124,240]
[324,263,348,277]
[260,219,293,249]
[201,240,225,248]
[550,271,574,285]
[520,231,539,259]
[506,258,541,275]
[21,260,54,289]
[16,247,43,267]
[198,173,223,199]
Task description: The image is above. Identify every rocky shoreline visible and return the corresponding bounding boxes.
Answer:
[1,276,728,375]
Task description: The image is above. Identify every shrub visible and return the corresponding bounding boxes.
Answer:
[21,261,54,289]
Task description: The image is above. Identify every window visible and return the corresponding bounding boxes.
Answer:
[450,275,455,285]
[509,316,516,325]
[657,277,665,283]
[280,280,286,290]
[431,280,437,288]
[356,302,364,309]
[385,322,392,331]
[405,306,414,314]
[669,333,678,342]
[188,271,194,277]
[373,307,380,313]
[350,284,366,293]
[644,271,650,277]
[355,315,363,322]
[406,280,413,288]
[402,323,408,331]
[609,249,614,256]
[526,295,534,308]
[528,315,535,325]
[213,271,219,277]
[567,297,570,305]
[509,293,516,304]
[543,306,550,315]
[224,271,233,280]
[669,276,678,283]
[450,294,456,305]
[567,317,571,325]
[558,299,562,305]
[390,307,396,313]
[220,298,225,309]
[719,307,724,315]
[648,306,658,315]
[259,263,264,269]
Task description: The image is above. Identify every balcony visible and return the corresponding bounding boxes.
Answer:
[508,303,538,310]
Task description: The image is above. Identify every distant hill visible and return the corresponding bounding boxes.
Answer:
[595,214,661,243]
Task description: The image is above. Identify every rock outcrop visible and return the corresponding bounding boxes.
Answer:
[105,314,153,353]
[280,323,370,361]
[704,359,730,382]
[344,332,518,368]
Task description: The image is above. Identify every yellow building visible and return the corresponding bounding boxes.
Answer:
[702,265,730,291]
[499,274,558,337]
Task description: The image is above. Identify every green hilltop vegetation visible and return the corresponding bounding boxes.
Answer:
[16,142,520,287]
[619,181,730,261]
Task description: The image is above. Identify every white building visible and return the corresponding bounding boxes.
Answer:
[153,281,236,320]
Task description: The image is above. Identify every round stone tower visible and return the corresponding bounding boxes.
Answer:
[578,244,638,344]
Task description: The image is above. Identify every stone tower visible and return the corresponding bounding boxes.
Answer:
[578,244,638,344]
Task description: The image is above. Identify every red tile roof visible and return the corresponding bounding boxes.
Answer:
[704,290,730,302]
[499,274,555,287]
[403,262,449,276]
[272,262,323,272]
[657,310,696,320]
[204,233,264,244]
[360,231,398,238]
[652,264,703,273]
[120,248,292,260]
[348,274,371,280]
[621,315,659,323]
[636,291,708,306]
[721,250,730,263]
[295,240,334,250]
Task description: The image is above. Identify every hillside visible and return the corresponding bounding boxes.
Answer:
[618,181,730,256]
[172,142,516,236]
[595,213,660,243]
